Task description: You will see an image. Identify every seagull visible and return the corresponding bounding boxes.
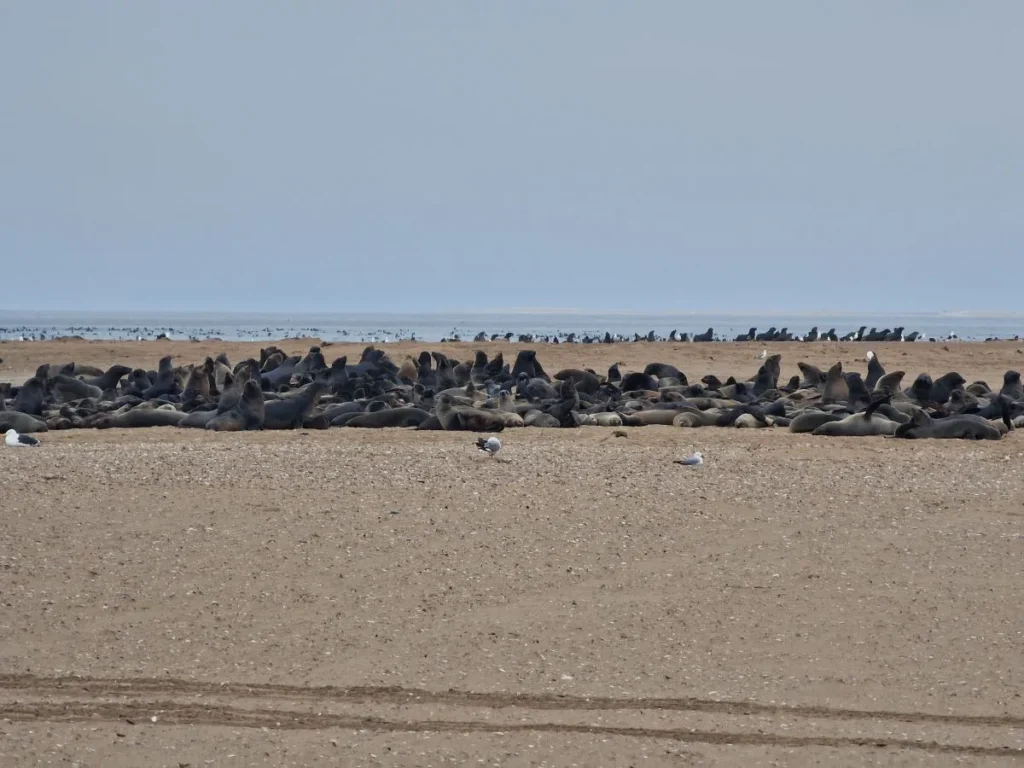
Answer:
[866,350,875,362]
[674,451,703,466]
[476,436,501,457]
[757,349,767,360]
[5,429,40,448]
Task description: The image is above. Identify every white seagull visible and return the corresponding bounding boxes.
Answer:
[756,349,768,360]
[5,429,40,448]
[674,451,703,466]
[475,436,501,457]
[865,350,875,362]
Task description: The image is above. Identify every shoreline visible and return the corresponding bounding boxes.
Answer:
[2,312,1022,345]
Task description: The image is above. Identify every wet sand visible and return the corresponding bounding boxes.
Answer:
[0,340,1022,765]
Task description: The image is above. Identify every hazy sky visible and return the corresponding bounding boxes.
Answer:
[1,2,1021,313]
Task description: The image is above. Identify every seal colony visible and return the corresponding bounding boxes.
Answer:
[5,321,1022,345]
[0,346,1020,441]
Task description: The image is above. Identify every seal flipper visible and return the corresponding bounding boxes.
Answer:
[999,394,1014,431]
[863,392,894,419]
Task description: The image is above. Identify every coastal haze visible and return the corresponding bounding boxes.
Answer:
[1,3,1022,313]
[2,2,1024,766]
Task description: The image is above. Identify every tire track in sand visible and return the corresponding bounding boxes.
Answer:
[0,674,1020,756]
[2,673,1020,727]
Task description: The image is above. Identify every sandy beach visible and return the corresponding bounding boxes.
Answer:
[0,339,1022,765]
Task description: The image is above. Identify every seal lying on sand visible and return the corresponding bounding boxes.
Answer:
[812,395,901,437]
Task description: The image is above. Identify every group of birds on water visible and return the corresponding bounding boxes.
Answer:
[2,342,1022,450]
[462,325,953,345]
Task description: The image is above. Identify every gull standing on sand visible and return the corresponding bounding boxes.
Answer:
[674,451,703,466]
[757,349,768,360]
[865,350,875,362]
[5,429,40,447]
[476,436,501,457]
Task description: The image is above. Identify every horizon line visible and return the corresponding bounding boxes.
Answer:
[2,307,1024,319]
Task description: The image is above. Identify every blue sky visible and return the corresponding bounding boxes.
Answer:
[1,2,1021,312]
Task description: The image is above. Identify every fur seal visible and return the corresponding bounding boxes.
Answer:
[0,410,49,433]
[83,364,133,391]
[91,408,187,429]
[821,362,849,404]
[797,363,825,390]
[844,372,871,405]
[182,360,214,399]
[206,380,265,431]
[908,372,966,405]
[734,413,774,428]
[811,396,899,437]
[788,410,844,434]
[874,371,905,396]
[142,363,180,399]
[865,352,886,390]
[621,408,697,426]
[573,412,624,427]
[178,408,220,428]
[510,350,547,381]
[523,410,560,427]
[620,372,659,392]
[343,407,433,428]
[1000,371,1024,401]
[260,351,286,373]
[644,363,685,381]
[398,356,418,382]
[51,374,103,402]
[262,373,329,429]
[553,369,601,395]
[671,410,722,428]
[435,394,505,432]
[216,365,255,413]
[12,378,46,416]
[894,409,1006,440]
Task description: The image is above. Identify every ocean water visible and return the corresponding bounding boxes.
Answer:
[0,310,1021,343]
